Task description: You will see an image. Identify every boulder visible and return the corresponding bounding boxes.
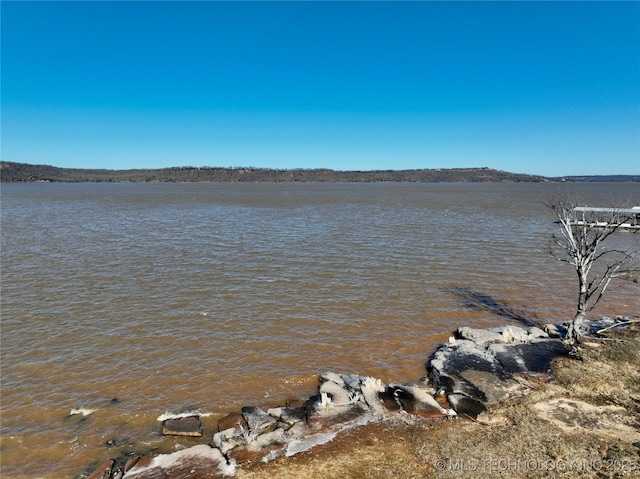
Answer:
[319,380,355,407]
[543,323,567,338]
[286,399,304,408]
[382,385,452,418]
[456,327,503,346]
[305,392,367,426]
[488,339,568,375]
[446,393,487,419]
[212,427,245,455]
[123,456,142,473]
[226,427,290,465]
[527,326,549,339]
[266,406,306,426]
[161,415,202,437]
[319,371,346,387]
[488,325,531,343]
[429,340,508,401]
[252,427,287,449]
[457,369,522,403]
[217,411,247,432]
[241,407,278,437]
[86,459,114,479]
[458,325,550,346]
[122,445,234,479]
[341,373,365,391]
[359,377,387,415]
[429,329,569,420]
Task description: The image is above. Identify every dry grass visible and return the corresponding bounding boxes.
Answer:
[237,327,640,479]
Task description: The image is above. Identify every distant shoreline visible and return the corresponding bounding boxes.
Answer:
[0,162,544,183]
[2,162,638,184]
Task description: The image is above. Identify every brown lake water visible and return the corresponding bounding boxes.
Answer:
[1,182,638,478]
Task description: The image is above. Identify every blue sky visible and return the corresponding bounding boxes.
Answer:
[2,1,639,176]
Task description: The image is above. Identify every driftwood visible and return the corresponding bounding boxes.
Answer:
[597,319,640,335]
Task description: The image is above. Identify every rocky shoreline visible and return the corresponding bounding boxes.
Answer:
[85,319,634,479]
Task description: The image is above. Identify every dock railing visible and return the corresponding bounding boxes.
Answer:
[571,206,640,230]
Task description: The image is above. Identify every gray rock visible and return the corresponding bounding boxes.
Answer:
[212,427,245,455]
[429,341,508,401]
[319,371,346,387]
[266,406,305,427]
[446,393,487,418]
[217,411,247,432]
[305,391,361,419]
[457,368,523,403]
[489,339,568,375]
[528,326,549,339]
[253,427,287,449]
[456,327,503,346]
[226,427,290,465]
[360,377,387,415]
[342,373,365,391]
[543,323,567,338]
[429,330,569,421]
[122,445,233,479]
[487,325,530,343]
[161,415,202,437]
[241,407,278,437]
[383,385,451,417]
[319,380,355,407]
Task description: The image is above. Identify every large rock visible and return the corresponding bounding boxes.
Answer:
[359,376,387,416]
[456,369,521,403]
[446,393,487,418]
[456,325,549,345]
[212,408,283,455]
[122,445,234,479]
[304,393,368,427]
[266,405,306,426]
[429,339,509,401]
[86,459,114,479]
[381,385,453,417]
[488,339,568,376]
[217,412,247,432]
[226,427,289,465]
[241,407,278,437]
[161,415,202,437]
[319,379,356,407]
[429,328,569,417]
[455,327,503,346]
[319,371,346,387]
[212,427,246,455]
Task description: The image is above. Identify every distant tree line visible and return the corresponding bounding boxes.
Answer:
[0,162,555,183]
[558,175,640,183]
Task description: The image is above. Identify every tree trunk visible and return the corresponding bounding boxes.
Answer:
[566,311,585,345]
[566,270,589,344]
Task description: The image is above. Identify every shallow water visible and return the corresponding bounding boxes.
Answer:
[1,182,638,478]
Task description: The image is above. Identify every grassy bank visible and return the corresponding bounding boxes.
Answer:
[236,326,640,479]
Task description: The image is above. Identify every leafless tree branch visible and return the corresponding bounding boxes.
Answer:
[545,195,639,345]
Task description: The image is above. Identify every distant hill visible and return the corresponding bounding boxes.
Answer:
[0,162,551,183]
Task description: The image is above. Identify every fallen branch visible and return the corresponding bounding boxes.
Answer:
[597,319,640,335]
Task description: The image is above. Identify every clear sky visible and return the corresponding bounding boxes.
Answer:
[2,1,639,177]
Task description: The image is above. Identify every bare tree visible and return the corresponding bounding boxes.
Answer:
[546,196,639,344]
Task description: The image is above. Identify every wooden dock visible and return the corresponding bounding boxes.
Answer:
[571,206,640,230]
